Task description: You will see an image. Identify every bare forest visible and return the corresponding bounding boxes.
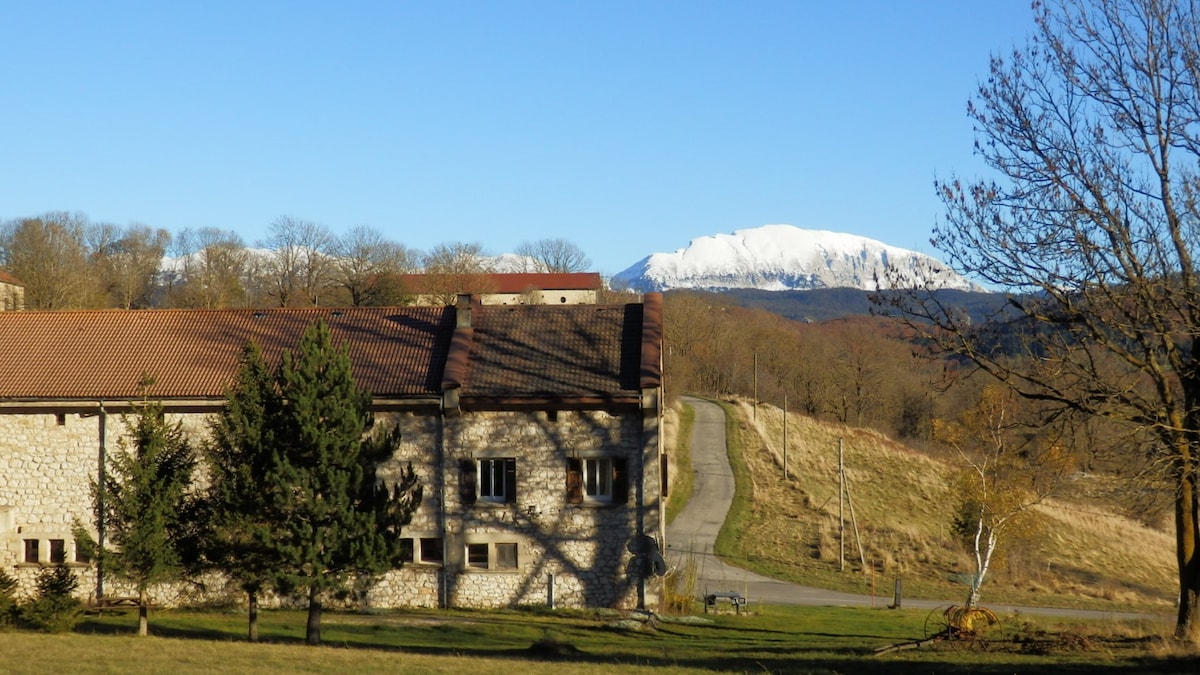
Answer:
[0,212,592,310]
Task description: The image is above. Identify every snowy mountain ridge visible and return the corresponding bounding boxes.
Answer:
[612,224,983,293]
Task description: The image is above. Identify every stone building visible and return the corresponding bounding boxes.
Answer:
[0,293,664,610]
[395,272,604,306]
[0,270,23,311]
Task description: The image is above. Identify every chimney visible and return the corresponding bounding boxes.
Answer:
[456,293,473,328]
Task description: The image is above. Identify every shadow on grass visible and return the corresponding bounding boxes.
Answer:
[71,612,1199,674]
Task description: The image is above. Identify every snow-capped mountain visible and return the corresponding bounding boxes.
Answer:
[612,224,982,293]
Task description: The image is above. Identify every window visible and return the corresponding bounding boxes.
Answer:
[463,542,519,571]
[460,458,516,505]
[419,537,444,564]
[399,538,414,564]
[23,539,39,564]
[74,538,91,564]
[49,539,66,564]
[566,457,628,505]
[583,458,613,499]
[495,542,518,570]
[466,543,489,569]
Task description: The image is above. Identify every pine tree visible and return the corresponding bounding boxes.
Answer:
[264,320,421,645]
[201,343,280,641]
[94,396,197,636]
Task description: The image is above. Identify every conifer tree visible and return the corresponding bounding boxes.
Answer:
[201,343,280,641]
[93,397,197,636]
[264,320,421,645]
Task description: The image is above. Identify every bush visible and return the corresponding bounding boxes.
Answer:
[0,568,19,629]
[20,565,83,633]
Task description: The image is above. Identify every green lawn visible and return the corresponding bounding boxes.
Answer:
[0,604,1191,674]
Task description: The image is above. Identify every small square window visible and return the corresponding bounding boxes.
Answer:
[49,539,66,564]
[399,538,414,564]
[419,537,443,564]
[466,543,489,569]
[495,543,518,570]
[23,539,39,564]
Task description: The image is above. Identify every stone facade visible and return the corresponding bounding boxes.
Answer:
[0,406,663,610]
[0,275,23,311]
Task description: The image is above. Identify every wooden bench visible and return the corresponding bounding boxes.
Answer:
[704,591,748,614]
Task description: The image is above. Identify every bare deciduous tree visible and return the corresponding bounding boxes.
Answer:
[883,0,1200,638]
[332,225,417,306]
[0,212,96,309]
[167,228,251,309]
[259,216,335,307]
[91,223,171,309]
[513,238,592,273]
[417,242,496,305]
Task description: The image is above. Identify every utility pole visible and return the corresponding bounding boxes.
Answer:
[838,437,845,573]
[783,395,789,480]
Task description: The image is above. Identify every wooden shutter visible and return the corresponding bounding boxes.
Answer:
[612,458,629,505]
[504,459,517,503]
[566,458,583,504]
[460,459,477,505]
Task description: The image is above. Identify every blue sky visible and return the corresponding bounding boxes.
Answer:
[1,1,1035,276]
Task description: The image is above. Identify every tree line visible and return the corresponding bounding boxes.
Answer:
[0,212,592,310]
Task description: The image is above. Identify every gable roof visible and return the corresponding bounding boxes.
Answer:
[0,295,663,410]
[0,270,22,286]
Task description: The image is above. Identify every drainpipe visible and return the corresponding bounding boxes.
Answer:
[96,401,107,602]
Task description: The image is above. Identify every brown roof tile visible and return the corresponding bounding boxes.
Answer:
[396,272,602,295]
[0,307,454,401]
[459,303,643,399]
[0,270,22,286]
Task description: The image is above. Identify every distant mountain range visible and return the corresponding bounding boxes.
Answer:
[612,224,984,293]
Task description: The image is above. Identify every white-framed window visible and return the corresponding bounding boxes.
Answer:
[463,541,520,571]
[461,458,516,505]
[566,457,628,505]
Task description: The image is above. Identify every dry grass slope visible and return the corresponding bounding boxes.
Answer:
[712,397,1176,612]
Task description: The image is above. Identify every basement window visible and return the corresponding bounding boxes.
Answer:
[463,542,520,571]
[466,543,489,569]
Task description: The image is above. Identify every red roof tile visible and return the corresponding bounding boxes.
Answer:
[0,307,453,401]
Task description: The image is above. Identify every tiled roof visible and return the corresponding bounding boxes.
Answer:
[459,303,643,399]
[0,270,22,286]
[395,272,602,295]
[0,297,663,406]
[0,307,454,401]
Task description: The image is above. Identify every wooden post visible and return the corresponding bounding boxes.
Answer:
[783,395,788,480]
[838,437,845,572]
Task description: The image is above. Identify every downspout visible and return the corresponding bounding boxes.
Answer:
[637,293,665,610]
[96,400,107,602]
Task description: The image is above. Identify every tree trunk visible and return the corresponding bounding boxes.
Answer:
[248,589,259,643]
[138,588,149,637]
[305,589,322,646]
[1174,454,1200,641]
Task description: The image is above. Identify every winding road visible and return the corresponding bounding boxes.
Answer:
[664,396,1169,622]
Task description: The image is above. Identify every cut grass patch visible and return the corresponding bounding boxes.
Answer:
[0,605,1188,674]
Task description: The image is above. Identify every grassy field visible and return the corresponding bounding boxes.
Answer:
[0,604,1194,674]
[696,398,1178,614]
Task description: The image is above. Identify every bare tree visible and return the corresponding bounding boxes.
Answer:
[513,238,592,272]
[0,212,96,309]
[258,216,335,307]
[332,225,417,306]
[90,223,171,309]
[883,0,1200,639]
[167,228,251,309]
[418,242,496,305]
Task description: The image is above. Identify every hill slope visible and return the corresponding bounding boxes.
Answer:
[676,398,1176,611]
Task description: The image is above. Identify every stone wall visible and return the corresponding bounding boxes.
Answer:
[1,405,662,610]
